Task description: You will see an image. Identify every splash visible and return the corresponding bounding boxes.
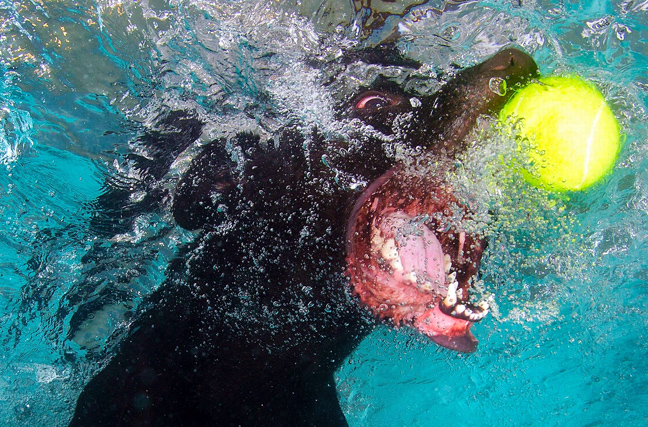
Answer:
[0,72,33,164]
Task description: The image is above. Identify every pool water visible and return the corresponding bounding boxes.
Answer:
[0,1,647,425]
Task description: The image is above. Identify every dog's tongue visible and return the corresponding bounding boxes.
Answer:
[371,211,446,294]
[373,211,478,353]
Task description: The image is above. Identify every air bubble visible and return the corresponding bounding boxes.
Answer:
[488,77,507,96]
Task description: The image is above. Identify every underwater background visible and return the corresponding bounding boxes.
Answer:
[0,0,646,425]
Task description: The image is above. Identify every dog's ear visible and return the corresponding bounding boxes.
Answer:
[173,140,237,230]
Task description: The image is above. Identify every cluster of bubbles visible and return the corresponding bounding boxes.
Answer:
[447,121,586,324]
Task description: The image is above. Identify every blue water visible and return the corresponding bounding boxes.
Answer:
[1,0,647,425]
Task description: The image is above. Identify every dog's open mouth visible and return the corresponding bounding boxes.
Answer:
[346,169,489,353]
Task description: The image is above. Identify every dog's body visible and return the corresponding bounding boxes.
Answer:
[70,48,537,426]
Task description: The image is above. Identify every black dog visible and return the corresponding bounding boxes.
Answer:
[69,47,537,426]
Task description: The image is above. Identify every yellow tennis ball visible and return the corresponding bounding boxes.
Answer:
[500,75,621,192]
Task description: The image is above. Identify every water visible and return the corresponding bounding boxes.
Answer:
[0,0,647,425]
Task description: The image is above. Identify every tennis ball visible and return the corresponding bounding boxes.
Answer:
[499,75,621,192]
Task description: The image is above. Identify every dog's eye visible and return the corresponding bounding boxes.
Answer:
[354,92,399,111]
